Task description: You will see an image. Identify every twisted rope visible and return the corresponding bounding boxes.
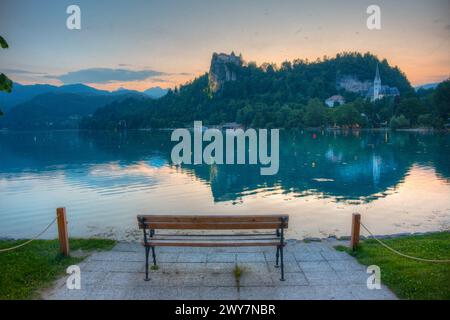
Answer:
[0,217,57,253]
[360,222,450,263]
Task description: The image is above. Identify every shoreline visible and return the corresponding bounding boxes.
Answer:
[2,229,448,243]
[1,127,449,133]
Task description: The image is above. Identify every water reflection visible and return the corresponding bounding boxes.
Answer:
[4,130,448,199]
[0,130,449,239]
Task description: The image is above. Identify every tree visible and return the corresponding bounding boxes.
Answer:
[417,114,434,128]
[333,104,362,127]
[303,99,328,127]
[390,115,410,129]
[395,97,426,126]
[433,79,450,122]
[0,36,13,116]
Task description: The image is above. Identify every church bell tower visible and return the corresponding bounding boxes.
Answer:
[373,64,382,101]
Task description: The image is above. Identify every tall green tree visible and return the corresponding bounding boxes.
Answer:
[433,79,450,122]
[0,36,13,116]
[303,98,328,127]
[333,104,363,126]
[395,97,427,126]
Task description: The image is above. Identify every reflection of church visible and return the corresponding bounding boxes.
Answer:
[367,64,400,102]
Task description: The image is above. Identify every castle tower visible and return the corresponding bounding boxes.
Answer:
[373,64,382,101]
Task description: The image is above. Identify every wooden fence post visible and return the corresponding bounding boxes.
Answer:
[350,213,361,251]
[56,207,70,256]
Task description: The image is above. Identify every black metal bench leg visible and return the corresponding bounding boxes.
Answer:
[144,246,150,281]
[151,246,157,267]
[280,245,285,281]
[275,246,280,268]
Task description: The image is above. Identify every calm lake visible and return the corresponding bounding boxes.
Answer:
[0,130,449,240]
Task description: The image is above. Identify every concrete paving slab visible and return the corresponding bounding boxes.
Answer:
[207,253,237,263]
[267,261,302,273]
[327,259,366,272]
[43,240,397,300]
[293,251,324,261]
[336,270,370,285]
[236,252,266,263]
[264,251,296,262]
[297,261,333,272]
[270,272,309,286]
[349,285,398,300]
[303,271,341,286]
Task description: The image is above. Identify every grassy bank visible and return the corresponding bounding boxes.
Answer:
[337,232,450,300]
[0,238,116,300]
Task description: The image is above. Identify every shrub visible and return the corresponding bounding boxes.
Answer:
[390,115,410,129]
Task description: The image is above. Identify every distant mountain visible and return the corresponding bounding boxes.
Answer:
[112,87,148,97]
[57,84,110,95]
[415,82,440,91]
[0,83,58,111]
[143,86,168,99]
[0,83,110,111]
[0,91,149,130]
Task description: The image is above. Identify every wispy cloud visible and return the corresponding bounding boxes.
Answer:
[46,68,165,84]
[1,68,47,75]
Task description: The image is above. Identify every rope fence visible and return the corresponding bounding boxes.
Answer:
[1,210,448,264]
[359,221,450,263]
[0,217,57,253]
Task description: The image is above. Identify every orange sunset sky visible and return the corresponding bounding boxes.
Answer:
[1,0,449,91]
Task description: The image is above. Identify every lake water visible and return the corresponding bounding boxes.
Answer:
[0,130,449,240]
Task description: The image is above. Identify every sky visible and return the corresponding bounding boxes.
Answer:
[0,0,449,91]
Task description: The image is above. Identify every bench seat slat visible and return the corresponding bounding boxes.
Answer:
[142,241,283,247]
[149,236,280,242]
[154,232,277,237]
[140,222,285,230]
[138,214,288,224]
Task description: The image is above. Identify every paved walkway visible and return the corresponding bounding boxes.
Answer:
[44,240,397,300]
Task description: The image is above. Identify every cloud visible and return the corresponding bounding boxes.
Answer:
[1,68,47,75]
[177,72,194,76]
[150,78,172,83]
[46,68,165,84]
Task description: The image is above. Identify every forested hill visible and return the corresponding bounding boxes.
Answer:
[0,92,148,130]
[80,52,417,130]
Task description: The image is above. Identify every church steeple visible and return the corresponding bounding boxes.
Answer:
[374,64,381,83]
[373,64,382,101]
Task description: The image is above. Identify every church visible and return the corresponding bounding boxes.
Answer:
[366,64,400,102]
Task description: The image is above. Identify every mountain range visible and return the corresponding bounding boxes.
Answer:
[0,83,168,130]
[0,83,168,111]
[414,83,440,91]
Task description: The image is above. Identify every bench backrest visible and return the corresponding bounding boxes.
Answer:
[137,215,289,230]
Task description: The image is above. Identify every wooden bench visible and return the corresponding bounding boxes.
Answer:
[137,215,289,281]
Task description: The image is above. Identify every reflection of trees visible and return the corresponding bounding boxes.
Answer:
[0,130,173,171]
[0,130,448,202]
[186,130,414,201]
[410,132,450,181]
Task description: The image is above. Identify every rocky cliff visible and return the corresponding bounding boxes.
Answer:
[336,75,372,94]
[208,52,243,93]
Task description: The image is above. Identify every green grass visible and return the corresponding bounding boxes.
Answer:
[338,232,450,300]
[233,264,244,290]
[0,238,116,300]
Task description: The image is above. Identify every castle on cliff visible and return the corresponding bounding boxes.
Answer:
[208,52,243,93]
